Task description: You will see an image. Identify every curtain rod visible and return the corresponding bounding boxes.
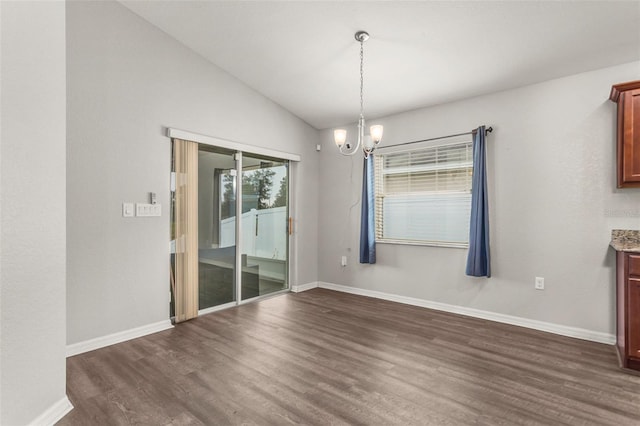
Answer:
[385,126,493,149]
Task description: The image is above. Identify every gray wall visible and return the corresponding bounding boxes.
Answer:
[66,1,319,345]
[318,61,640,336]
[0,1,68,424]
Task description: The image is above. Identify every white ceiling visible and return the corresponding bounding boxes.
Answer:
[120,1,640,130]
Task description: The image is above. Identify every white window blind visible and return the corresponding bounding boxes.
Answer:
[374,140,473,247]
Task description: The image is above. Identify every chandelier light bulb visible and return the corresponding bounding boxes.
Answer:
[370,125,384,144]
[334,129,347,147]
[363,135,375,151]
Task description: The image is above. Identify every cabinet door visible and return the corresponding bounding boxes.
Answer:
[620,89,640,185]
[629,278,640,359]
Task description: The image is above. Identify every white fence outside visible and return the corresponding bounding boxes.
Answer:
[220,206,287,261]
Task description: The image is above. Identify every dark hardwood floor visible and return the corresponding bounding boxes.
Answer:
[58,288,640,425]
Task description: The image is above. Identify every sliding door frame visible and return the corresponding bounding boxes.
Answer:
[168,128,300,162]
[168,128,300,312]
[234,151,243,303]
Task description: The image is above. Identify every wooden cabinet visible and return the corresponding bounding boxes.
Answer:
[616,251,640,371]
[610,80,640,188]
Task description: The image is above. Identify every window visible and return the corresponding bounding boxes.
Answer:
[374,138,473,247]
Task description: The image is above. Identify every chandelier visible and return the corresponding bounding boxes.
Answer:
[334,31,383,157]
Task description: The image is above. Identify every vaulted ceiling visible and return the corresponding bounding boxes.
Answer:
[121,1,640,129]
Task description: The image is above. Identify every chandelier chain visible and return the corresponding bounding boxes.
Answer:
[360,39,364,118]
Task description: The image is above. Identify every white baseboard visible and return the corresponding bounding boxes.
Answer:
[67,320,174,357]
[318,282,616,345]
[29,395,73,426]
[291,281,319,293]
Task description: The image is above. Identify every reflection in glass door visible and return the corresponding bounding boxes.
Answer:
[240,154,289,300]
[197,146,237,310]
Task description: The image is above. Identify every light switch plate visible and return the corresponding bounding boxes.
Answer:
[122,203,134,217]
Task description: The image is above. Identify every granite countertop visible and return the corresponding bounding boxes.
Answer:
[610,229,640,252]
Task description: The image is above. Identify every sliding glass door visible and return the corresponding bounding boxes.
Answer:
[197,146,237,310]
[170,142,290,319]
[240,154,289,300]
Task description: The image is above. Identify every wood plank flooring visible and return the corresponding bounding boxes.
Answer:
[58,288,640,425]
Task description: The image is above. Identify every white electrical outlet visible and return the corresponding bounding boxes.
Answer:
[136,203,161,217]
[341,256,347,267]
[535,277,545,290]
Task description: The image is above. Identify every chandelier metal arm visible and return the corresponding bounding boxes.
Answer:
[338,144,361,156]
[334,30,382,158]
